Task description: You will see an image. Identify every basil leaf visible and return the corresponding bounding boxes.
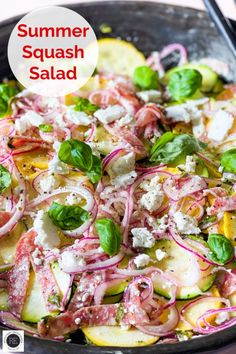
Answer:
[221,148,236,174]
[207,233,234,265]
[168,69,202,102]
[74,97,99,114]
[58,139,102,183]
[95,218,122,256]
[0,164,11,193]
[133,66,159,90]
[86,155,102,184]
[39,124,53,133]
[48,202,89,230]
[150,133,205,164]
[0,84,18,118]
[151,131,175,156]
[59,139,93,171]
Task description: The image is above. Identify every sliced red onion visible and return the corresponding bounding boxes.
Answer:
[163,175,207,202]
[60,251,124,274]
[94,279,124,305]
[0,311,38,335]
[169,223,217,266]
[160,43,188,66]
[102,148,124,171]
[0,164,26,238]
[136,305,179,336]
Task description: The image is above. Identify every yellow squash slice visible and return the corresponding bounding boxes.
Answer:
[82,326,159,347]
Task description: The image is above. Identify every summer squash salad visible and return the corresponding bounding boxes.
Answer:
[0,38,236,347]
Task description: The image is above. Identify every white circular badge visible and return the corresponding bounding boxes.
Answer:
[8,6,98,97]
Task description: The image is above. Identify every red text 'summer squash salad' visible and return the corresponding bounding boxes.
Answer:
[0,38,236,346]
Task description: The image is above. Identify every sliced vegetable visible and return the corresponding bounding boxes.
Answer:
[163,64,218,93]
[95,218,122,256]
[48,202,89,231]
[147,240,215,300]
[96,38,146,76]
[82,326,159,347]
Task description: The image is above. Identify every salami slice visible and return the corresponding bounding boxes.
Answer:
[8,230,36,316]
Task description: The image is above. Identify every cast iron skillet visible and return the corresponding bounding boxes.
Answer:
[0,1,236,353]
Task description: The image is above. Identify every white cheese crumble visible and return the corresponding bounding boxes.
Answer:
[178,155,196,174]
[140,176,160,191]
[15,111,44,133]
[65,107,92,126]
[134,254,150,268]
[74,317,81,325]
[86,141,100,158]
[107,151,137,187]
[94,104,125,124]
[173,211,201,235]
[66,193,82,205]
[155,249,167,261]
[48,156,69,175]
[148,215,169,232]
[165,99,208,124]
[39,175,59,193]
[107,152,136,178]
[34,210,60,250]
[31,248,43,266]
[140,189,164,212]
[60,251,86,271]
[207,110,233,142]
[111,171,137,188]
[118,114,135,127]
[131,228,155,248]
[137,90,162,103]
[215,311,230,325]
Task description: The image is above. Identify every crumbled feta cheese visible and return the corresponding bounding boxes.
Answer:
[107,152,136,178]
[87,141,100,158]
[215,311,230,325]
[140,176,160,191]
[94,105,125,124]
[66,107,92,126]
[15,111,44,133]
[207,110,233,142]
[173,211,201,234]
[148,215,169,232]
[166,99,208,124]
[178,155,196,174]
[48,156,69,175]
[131,228,155,248]
[34,210,60,250]
[75,317,81,325]
[60,251,86,271]
[140,189,164,212]
[66,193,82,205]
[39,175,59,193]
[31,248,43,266]
[192,117,205,138]
[118,114,135,127]
[111,171,137,188]
[137,90,162,103]
[134,254,150,268]
[155,249,167,261]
